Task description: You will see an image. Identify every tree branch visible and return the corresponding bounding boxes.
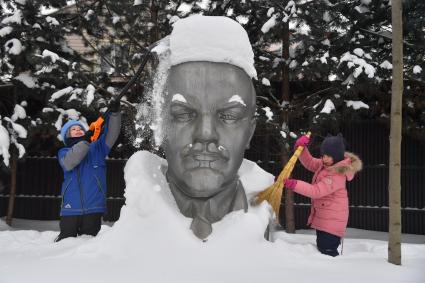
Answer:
[359,28,422,48]
[74,0,128,78]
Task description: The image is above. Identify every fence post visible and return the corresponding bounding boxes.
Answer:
[284,153,296,233]
[5,149,17,226]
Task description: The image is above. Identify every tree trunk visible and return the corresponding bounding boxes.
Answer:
[281,22,290,104]
[5,150,18,226]
[280,21,295,233]
[388,0,403,266]
[150,0,159,44]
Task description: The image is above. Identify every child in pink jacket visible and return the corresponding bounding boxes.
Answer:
[284,134,362,256]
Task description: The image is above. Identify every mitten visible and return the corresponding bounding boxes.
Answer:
[294,135,310,150]
[83,130,94,143]
[108,98,121,113]
[284,178,298,189]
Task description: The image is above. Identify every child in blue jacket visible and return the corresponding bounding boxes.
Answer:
[55,100,121,242]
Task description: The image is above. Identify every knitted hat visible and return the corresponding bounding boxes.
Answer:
[60,120,86,142]
[320,134,346,163]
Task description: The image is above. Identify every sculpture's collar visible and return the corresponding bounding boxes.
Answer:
[167,175,248,240]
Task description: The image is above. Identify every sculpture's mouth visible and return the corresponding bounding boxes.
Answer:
[183,152,228,170]
[179,143,230,170]
[192,153,222,161]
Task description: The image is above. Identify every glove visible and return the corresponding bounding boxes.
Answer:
[294,135,310,150]
[108,98,121,113]
[83,130,94,143]
[284,179,297,189]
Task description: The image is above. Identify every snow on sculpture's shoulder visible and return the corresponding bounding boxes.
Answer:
[170,15,257,79]
[120,151,272,244]
[123,152,273,216]
[208,160,273,243]
[123,150,175,216]
[124,150,165,183]
[239,158,275,199]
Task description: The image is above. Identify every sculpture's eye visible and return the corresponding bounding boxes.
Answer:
[170,103,197,123]
[219,112,239,124]
[218,107,246,124]
[173,111,196,122]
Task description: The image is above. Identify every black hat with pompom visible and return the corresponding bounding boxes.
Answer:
[320,133,346,163]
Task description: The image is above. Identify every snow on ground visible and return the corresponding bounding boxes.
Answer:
[0,151,424,283]
[3,219,424,244]
[0,219,424,283]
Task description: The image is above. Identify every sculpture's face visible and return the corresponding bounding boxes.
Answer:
[164,61,256,198]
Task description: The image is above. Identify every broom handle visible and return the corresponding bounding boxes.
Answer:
[293,132,311,157]
[277,132,311,183]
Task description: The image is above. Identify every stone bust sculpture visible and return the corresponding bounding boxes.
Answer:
[156,15,258,240]
[163,61,256,239]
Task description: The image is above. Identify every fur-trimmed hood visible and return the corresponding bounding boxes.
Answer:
[327,152,363,181]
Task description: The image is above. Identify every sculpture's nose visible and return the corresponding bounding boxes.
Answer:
[193,113,219,145]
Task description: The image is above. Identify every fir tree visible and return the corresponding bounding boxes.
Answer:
[0,0,88,164]
[61,0,187,157]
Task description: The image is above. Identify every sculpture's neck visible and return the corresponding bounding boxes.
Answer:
[166,174,248,240]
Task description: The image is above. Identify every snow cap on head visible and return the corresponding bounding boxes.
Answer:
[320,133,346,163]
[170,15,257,79]
[60,120,85,141]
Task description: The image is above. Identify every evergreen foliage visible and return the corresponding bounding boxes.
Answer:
[0,0,83,164]
[0,0,424,164]
[193,0,425,146]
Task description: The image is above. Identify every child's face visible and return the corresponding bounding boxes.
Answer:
[69,125,85,138]
[322,154,334,166]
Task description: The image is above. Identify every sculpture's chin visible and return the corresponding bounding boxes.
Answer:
[182,168,226,198]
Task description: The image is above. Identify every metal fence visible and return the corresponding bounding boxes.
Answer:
[0,157,126,222]
[0,121,424,234]
[247,120,425,235]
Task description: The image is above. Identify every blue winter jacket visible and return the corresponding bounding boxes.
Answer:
[58,113,120,216]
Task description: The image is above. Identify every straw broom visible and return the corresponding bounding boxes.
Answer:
[254,132,311,217]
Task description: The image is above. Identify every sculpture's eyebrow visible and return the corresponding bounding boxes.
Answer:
[228,95,247,107]
[171,93,187,103]
[169,99,196,110]
[169,92,192,107]
[218,101,248,112]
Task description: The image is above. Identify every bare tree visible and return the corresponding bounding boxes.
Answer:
[388,0,403,266]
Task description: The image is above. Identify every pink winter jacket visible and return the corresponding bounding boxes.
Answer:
[293,149,362,237]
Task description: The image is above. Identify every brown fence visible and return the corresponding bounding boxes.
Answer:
[0,121,424,234]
